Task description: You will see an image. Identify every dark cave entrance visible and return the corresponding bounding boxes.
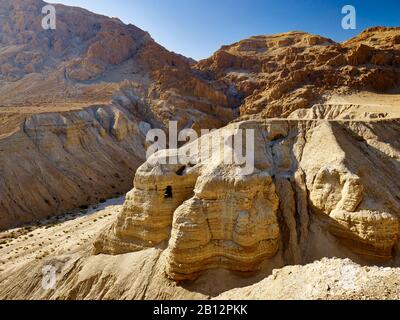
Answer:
[164,186,173,199]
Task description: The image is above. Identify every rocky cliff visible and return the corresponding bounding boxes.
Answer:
[1,105,399,299]
[0,1,400,300]
[0,0,235,229]
[196,28,400,118]
[1,2,400,229]
[0,105,146,228]
[94,111,400,281]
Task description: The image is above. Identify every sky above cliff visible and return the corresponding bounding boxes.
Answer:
[53,0,400,60]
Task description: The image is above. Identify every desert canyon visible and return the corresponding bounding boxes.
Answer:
[0,0,400,300]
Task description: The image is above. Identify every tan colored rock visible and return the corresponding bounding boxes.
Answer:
[310,166,364,214]
[0,105,146,230]
[111,109,130,141]
[0,0,235,228]
[95,123,283,279]
[216,258,400,300]
[94,160,198,255]
[346,44,373,65]
[166,173,280,280]
[329,210,399,261]
[196,28,400,118]
[0,106,400,299]
[1,1,400,300]
[95,114,400,281]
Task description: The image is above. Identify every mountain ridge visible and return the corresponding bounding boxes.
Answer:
[0,1,400,300]
[0,0,235,229]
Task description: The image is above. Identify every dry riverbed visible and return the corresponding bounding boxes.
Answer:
[0,197,124,273]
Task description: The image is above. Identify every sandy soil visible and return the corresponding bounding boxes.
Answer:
[327,91,400,117]
[216,258,400,300]
[0,197,124,273]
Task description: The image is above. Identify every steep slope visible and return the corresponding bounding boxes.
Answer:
[2,7,400,230]
[196,28,400,118]
[95,115,400,279]
[0,0,233,125]
[0,108,399,299]
[1,4,400,299]
[0,0,235,229]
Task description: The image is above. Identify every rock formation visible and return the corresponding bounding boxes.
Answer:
[95,112,400,280]
[0,0,400,300]
[216,258,400,300]
[1,105,399,300]
[196,28,400,118]
[0,105,146,229]
[1,1,400,230]
[0,0,235,229]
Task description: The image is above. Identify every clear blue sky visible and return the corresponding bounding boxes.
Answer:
[51,0,400,60]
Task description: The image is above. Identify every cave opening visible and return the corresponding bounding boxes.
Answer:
[164,186,173,198]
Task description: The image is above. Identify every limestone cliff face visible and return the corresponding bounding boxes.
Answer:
[2,4,400,232]
[0,0,234,125]
[0,13,399,297]
[196,28,400,118]
[0,0,236,228]
[166,173,280,280]
[0,105,147,229]
[95,112,400,280]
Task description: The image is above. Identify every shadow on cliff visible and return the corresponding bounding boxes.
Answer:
[178,119,400,297]
[302,120,400,269]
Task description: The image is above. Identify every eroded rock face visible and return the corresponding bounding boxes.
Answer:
[1,1,400,293]
[95,116,400,280]
[329,210,399,260]
[301,119,400,261]
[166,173,280,280]
[0,105,146,230]
[310,166,364,214]
[0,0,236,130]
[0,0,236,228]
[95,123,286,279]
[2,5,399,233]
[196,29,400,118]
[94,162,198,254]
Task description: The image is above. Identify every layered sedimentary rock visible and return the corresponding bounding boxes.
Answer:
[0,105,147,229]
[290,103,400,120]
[93,161,199,254]
[329,210,399,260]
[2,2,400,231]
[95,113,400,280]
[0,0,236,228]
[0,0,235,127]
[301,117,400,261]
[166,173,280,280]
[1,0,400,298]
[196,28,400,118]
